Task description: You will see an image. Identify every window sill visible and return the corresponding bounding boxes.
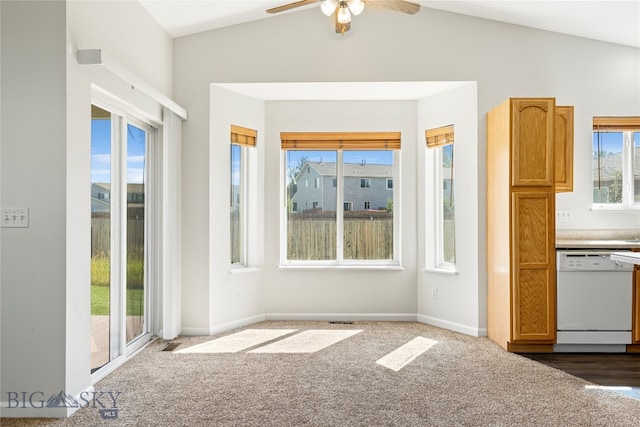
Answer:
[278,264,404,271]
[590,205,640,212]
[229,266,260,275]
[423,267,458,275]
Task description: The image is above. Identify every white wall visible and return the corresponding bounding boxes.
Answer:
[208,85,265,333]
[263,100,418,318]
[1,1,67,416]
[1,0,174,417]
[66,0,173,407]
[417,83,481,335]
[174,7,639,334]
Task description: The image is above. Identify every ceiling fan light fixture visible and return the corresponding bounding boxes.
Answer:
[320,0,339,16]
[337,2,351,24]
[347,0,364,16]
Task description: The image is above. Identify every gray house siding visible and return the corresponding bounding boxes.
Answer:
[290,161,393,212]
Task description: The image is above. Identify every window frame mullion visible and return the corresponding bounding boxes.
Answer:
[336,150,344,262]
[625,132,637,206]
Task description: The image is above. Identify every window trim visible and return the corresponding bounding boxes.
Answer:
[425,125,456,272]
[592,117,640,210]
[280,145,400,268]
[434,145,456,269]
[230,142,249,267]
[230,124,257,269]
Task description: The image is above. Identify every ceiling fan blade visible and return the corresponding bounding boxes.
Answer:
[366,0,421,15]
[267,0,320,14]
[335,11,351,34]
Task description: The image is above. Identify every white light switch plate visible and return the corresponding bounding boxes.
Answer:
[1,208,29,228]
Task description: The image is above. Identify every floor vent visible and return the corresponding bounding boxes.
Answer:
[162,342,181,352]
[329,321,354,325]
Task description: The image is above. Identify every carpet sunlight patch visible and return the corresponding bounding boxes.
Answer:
[175,329,297,353]
[249,329,363,353]
[585,385,640,400]
[376,336,438,372]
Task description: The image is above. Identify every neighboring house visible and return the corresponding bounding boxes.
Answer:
[91,182,145,213]
[290,161,393,212]
[441,167,453,201]
[91,183,112,213]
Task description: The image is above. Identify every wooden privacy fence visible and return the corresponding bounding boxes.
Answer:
[287,213,393,260]
[91,215,144,257]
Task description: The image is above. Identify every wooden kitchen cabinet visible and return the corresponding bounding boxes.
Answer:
[554,106,574,192]
[487,98,556,352]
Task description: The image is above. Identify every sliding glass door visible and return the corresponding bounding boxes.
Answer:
[125,123,147,344]
[90,105,113,372]
[91,104,154,374]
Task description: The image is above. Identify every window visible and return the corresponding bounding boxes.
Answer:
[312,201,319,209]
[426,125,456,268]
[230,125,256,266]
[592,117,640,208]
[282,132,400,265]
[315,177,321,188]
[387,178,393,190]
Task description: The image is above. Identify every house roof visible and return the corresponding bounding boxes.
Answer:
[92,182,145,193]
[302,161,392,179]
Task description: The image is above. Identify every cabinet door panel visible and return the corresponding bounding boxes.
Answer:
[511,99,555,187]
[511,191,555,343]
[554,106,574,192]
[513,192,553,265]
[513,268,555,342]
[634,267,640,344]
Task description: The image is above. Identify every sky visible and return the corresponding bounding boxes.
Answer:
[91,119,146,184]
[286,150,392,167]
[592,131,640,155]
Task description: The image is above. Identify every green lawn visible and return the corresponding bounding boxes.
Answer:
[91,256,144,316]
[91,285,144,316]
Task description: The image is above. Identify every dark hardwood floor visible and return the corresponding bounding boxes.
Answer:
[521,353,640,387]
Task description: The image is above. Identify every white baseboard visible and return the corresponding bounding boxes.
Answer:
[417,314,487,337]
[265,313,417,322]
[209,314,266,336]
[179,327,211,336]
[0,384,95,418]
[182,314,486,339]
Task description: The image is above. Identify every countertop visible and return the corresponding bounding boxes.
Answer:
[556,239,640,249]
[556,229,640,250]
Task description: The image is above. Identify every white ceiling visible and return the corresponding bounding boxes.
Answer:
[139,0,640,48]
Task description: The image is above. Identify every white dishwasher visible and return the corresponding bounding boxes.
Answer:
[555,250,633,352]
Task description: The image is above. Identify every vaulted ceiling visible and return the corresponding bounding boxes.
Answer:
[139,0,640,48]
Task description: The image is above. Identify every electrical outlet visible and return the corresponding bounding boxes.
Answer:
[556,209,572,222]
[1,208,29,228]
[432,288,438,300]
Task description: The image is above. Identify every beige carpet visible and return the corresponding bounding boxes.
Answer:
[3,321,640,426]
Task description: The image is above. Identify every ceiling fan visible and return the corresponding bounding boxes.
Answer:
[267,0,421,34]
